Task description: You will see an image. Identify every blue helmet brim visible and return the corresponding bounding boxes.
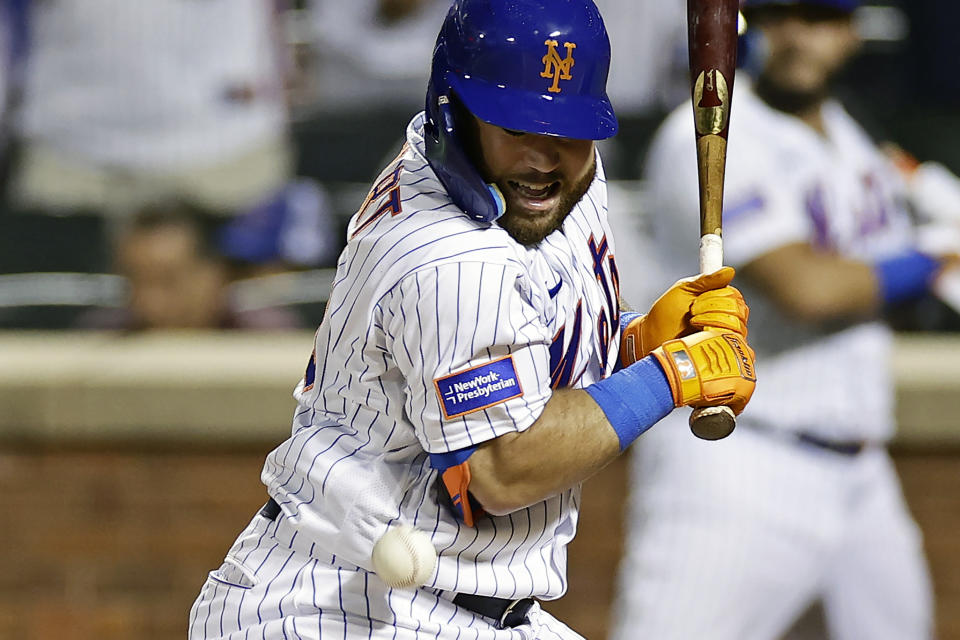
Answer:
[448,72,618,141]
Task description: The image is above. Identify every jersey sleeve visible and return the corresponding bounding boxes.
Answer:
[719,146,813,268]
[644,104,813,272]
[381,261,554,454]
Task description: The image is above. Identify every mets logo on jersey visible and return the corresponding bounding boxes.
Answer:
[541,39,576,93]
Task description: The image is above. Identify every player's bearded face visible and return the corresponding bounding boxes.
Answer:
[750,7,859,112]
[468,116,596,246]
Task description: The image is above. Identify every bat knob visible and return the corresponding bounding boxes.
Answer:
[689,405,736,440]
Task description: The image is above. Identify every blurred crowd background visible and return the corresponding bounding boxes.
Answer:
[1,0,958,332]
[2,2,960,639]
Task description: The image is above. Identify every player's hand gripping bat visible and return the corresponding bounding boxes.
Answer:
[687,0,740,440]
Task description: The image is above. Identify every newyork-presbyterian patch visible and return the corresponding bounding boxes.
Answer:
[434,356,523,419]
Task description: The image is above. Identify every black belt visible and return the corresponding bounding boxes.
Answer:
[451,592,536,629]
[260,497,282,520]
[795,432,866,456]
[745,424,868,456]
[258,498,535,629]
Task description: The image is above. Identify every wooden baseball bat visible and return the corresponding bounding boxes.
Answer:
[687,0,739,440]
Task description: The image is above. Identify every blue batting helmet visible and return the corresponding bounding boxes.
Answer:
[424,0,618,223]
[742,0,859,12]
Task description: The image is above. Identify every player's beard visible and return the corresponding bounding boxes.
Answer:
[754,72,832,116]
[495,159,596,247]
[754,47,852,117]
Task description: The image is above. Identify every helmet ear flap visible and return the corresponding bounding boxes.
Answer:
[425,84,507,224]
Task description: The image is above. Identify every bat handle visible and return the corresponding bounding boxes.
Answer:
[689,233,736,440]
[698,233,724,274]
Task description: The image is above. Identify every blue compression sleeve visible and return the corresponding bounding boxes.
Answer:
[585,355,674,451]
[874,250,939,305]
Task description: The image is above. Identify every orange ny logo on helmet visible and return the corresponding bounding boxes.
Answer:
[540,39,576,93]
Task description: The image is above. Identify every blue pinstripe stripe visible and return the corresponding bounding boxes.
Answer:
[401,189,448,204]
[337,569,348,640]
[329,212,480,334]
[277,555,313,618]
[424,589,442,636]
[202,580,220,638]
[252,544,281,624]
[451,525,483,592]
[363,572,374,640]
[268,426,320,492]
[235,523,278,631]
[412,274,433,450]
[409,588,423,637]
[472,264,484,356]
[406,453,435,529]
[406,161,434,174]
[273,428,329,497]
[403,175,433,189]
[432,267,443,380]
[287,410,363,510]
[454,263,462,362]
[319,411,378,493]
[539,499,561,596]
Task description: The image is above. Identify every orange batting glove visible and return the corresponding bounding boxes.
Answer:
[621,267,749,367]
[651,329,756,416]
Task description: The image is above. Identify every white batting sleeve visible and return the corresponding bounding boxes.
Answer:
[382,261,555,454]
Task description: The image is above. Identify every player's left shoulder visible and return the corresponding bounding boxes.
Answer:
[822,100,886,160]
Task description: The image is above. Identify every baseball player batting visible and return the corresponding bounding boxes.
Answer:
[188,1,755,638]
[611,0,940,638]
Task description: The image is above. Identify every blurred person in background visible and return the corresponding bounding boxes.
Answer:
[0,0,27,189]
[591,0,688,179]
[77,201,303,331]
[0,0,352,329]
[306,0,449,116]
[0,3,9,168]
[608,0,960,638]
[295,0,450,182]
[6,0,292,219]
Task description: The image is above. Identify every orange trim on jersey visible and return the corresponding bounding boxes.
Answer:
[441,460,484,527]
[350,143,411,239]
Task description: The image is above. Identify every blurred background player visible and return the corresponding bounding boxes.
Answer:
[188,1,754,637]
[7,0,291,218]
[609,0,957,638]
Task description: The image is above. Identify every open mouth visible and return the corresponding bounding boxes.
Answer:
[507,180,561,210]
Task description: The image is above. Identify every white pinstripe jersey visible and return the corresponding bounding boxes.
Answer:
[261,113,622,600]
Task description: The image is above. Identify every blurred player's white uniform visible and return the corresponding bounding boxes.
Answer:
[189,112,622,639]
[610,81,933,639]
[12,0,290,214]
